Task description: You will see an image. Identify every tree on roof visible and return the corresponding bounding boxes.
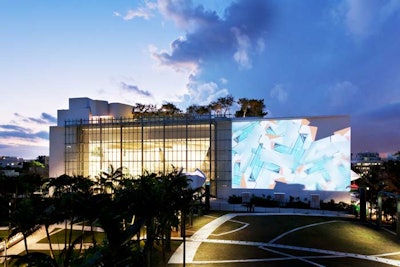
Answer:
[235,98,267,118]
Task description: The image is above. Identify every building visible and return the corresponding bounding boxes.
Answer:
[351,152,383,178]
[50,98,351,203]
[0,156,24,169]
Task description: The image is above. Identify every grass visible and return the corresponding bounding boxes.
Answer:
[210,215,340,242]
[277,220,400,255]
[0,230,9,240]
[37,229,106,244]
[180,214,400,266]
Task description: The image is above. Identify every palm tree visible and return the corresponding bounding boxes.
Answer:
[37,197,61,261]
[97,165,125,194]
[156,168,189,259]
[9,197,37,254]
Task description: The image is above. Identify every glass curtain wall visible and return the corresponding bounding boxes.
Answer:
[64,117,215,180]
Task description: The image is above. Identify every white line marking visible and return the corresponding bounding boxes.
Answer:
[268,220,345,244]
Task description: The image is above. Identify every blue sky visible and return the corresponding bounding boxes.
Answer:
[0,0,399,159]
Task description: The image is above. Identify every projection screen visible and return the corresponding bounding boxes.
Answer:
[232,116,351,192]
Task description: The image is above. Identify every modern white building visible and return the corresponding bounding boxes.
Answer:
[50,97,351,203]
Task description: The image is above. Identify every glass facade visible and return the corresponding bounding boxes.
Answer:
[63,116,230,195]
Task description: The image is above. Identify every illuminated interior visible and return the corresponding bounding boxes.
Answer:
[64,118,214,179]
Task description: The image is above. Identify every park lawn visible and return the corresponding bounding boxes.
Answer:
[210,215,343,242]
[276,220,400,255]
[190,215,400,267]
[37,229,105,244]
[0,230,8,240]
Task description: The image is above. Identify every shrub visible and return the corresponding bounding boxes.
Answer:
[227,195,242,204]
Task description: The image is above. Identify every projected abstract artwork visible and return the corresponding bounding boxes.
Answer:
[232,118,351,191]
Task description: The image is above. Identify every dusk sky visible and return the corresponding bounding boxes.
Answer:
[1,0,399,159]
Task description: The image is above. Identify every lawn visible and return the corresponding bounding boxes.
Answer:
[37,229,106,244]
[0,230,8,241]
[179,214,400,267]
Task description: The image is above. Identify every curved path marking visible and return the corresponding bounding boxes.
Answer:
[268,220,344,244]
[168,212,400,266]
[210,218,249,237]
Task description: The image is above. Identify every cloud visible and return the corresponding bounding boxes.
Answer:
[123,8,152,20]
[120,82,152,97]
[153,0,270,71]
[337,0,400,39]
[220,78,228,85]
[151,39,201,73]
[0,127,48,140]
[115,1,157,20]
[157,0,220,31]
[0,124,49,151]
[41,113,57,124]
[231,27,251,69]
[357,101,400,121]
[0,113,54,155]
[326,81,358,110]
[183,77,229,107]
[13,112,57,125]
[270,84,288,103]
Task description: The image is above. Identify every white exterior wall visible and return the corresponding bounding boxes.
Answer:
[91,100,109,116]
[109,103,133,118]
[57,98,119,126]
[49,126,66,177]
[57,108,91,126]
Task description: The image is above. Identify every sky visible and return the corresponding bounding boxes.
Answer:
[0,0,399,159]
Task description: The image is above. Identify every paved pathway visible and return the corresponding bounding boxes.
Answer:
[168,212,400,266]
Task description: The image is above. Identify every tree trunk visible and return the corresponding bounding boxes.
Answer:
[165,228,171,251]
[69,218,74,249]
[45,224,55,260]
[64,220,68,250]
[80,220,85,252]
[23,233,28,254]
[144,218,155,267]
[90,223,97,246]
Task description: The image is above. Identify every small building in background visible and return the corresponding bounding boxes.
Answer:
[0,156,24,169]
[351,152,383,178]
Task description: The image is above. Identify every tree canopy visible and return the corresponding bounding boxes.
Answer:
[133,95,268,118]
[1,167,204,267]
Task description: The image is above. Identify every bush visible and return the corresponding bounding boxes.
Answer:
[227,195,242,204]
[320,199,351,212]
[250,195,279,207]
[286,196,310,209]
